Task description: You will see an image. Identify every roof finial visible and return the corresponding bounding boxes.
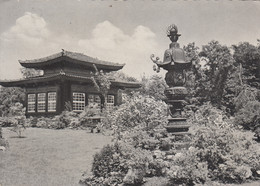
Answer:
[61,49,65,56]
[60,69,65,75]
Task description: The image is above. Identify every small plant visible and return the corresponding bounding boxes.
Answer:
[9,116,26,138]
[8,103,27,138]
[0,126,8,149]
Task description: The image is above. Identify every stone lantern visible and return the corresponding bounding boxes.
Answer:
[151,24,191,140]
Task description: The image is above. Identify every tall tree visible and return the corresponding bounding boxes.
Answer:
[232,42,260,88]
[198,41,235,107]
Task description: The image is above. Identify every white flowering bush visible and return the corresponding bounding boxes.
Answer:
[81,97,260,185]
[101,93,168,134]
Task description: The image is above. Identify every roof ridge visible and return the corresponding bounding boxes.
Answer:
[19,50,125,67]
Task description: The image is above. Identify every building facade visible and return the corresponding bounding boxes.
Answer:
[0,50,141,117]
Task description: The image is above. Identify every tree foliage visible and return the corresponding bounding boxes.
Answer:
[197,41,234,107]
[233,42,260,88]
[20,67,42,79]
[139,74,168,100]
[107,71,138,82]
[91,64,111,108]
[0,87,25,116]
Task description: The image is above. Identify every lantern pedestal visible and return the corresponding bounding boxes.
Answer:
[151,24,191,142]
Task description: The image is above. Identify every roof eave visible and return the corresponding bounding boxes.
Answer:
[19,56,125,71]
[111,80,141,89]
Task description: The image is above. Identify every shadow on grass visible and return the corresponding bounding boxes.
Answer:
[9,136,27,138]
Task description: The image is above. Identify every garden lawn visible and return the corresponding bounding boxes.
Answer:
[0,127,111,186]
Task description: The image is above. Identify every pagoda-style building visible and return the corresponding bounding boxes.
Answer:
[0,50,141,117]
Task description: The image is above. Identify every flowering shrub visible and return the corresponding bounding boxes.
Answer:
[187,102,233,128]
[0,117,16,127]
[27,107,101,130]
[167,148,209,185]
[80,95,260,185]
[189,125,260,183]
[183,103,260,183]
[81,142,166,185]
[101,93,168,134]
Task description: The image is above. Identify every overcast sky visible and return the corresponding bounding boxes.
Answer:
[0,0,259,80]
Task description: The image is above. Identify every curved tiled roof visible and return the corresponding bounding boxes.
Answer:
[19,50,125,71]
[0,73,141,89]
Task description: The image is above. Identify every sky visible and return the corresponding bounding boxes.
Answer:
[0,0,260,80]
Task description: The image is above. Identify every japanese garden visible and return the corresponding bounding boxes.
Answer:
[0,10,260,186]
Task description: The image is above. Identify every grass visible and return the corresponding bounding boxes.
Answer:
[0,127,111,186]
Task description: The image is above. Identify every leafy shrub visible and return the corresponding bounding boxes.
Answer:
[0,117,15,127]
[7,103,27,138]
[166,103,260,184]
[0,87,25,117]
[81,142,166,185]
[91,143,128,178]
[167,148,209,185]
[101,93,167,134]
[234,86,259,110]
[118,128,169,152]
[185,104,260,183]
[188,102,233,128]
[54,111,78,129]
[9,116,26,138]
[235,101,260,141]
[28,111,81,129]
[189,125,260,183]
[82,96,260,185]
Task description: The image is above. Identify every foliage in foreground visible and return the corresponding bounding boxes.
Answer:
[3,102,27,138]
[81,98,260,185]
[0,87,25,117]
[100,93,168,134]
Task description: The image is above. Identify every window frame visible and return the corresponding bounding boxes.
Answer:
[72,92,86,112]
[107,94,115,110]
[37,93,46,112]
[27,94,36,113]
[48,92,57,112]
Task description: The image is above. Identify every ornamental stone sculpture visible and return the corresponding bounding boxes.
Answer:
[151,24,191,139]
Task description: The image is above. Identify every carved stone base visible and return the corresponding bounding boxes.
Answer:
[164,87,188,100]
[166,118,190,133]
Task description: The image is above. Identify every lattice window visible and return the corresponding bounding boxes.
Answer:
[48,92,56,112]
[37,93,46,112]
[107,95,115,110]
[73,92,85,112]
[27,94,36,113]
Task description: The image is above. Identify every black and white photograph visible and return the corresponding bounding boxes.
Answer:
[0,0,260,185]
